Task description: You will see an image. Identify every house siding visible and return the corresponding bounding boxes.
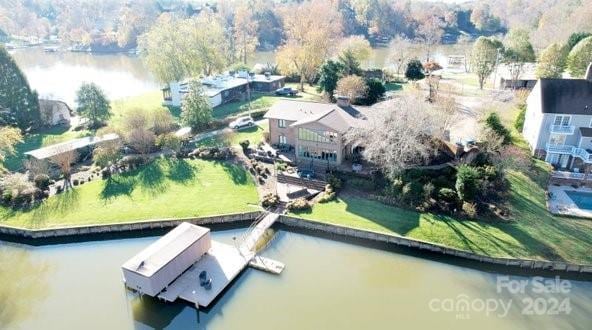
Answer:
[268,118,296,146]
[294,122,344,164]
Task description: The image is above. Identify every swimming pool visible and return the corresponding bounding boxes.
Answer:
[565,190,592,210]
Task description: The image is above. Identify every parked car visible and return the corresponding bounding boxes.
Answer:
[275,87,298,96]
[229,116,255,130]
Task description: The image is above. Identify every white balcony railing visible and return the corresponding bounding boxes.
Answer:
[549,124,576,134]
[546,144,592,163]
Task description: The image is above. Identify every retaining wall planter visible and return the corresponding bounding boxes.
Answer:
[278,215,592,274]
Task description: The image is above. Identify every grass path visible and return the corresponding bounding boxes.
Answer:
[293,162,592,264]
[0,158,259,229]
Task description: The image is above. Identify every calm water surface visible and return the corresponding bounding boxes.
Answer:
[11,45,466,106]
[1,229,591,330]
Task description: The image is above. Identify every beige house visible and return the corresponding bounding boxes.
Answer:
[264,99,365,166]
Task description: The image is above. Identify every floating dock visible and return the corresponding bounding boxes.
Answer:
[124,212,283,308]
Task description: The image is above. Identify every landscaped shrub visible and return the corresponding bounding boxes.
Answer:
[423,182,435,200]
[514,104,526,132]
[155,133,183,152]
[438,188,457,203]
[462,201,478,218]
[484,112,512,144]
[318,191,336,203]
[287,197,311,212]
[401,181,423,205]
[455,165,481,202]
[275,161,287,172]
[33,174,50,190]
[239,140,250,152]
[326,174,343,191]
[261,193,279,208]
[120,155,145,169]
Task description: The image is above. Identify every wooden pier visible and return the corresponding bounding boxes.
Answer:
[154,212,283,308]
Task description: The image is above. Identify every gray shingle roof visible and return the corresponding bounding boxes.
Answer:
[539,79,592,115]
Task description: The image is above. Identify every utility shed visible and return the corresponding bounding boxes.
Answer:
[121,223,211,296]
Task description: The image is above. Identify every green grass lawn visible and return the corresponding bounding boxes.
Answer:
[293,162,592,264]
[0,158,259,229]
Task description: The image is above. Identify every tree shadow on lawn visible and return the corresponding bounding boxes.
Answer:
[100,176,136,201]
[338,195,421,236]
[137,161,168,196]
[27,189,81,226]
[214,161,248,185]
[166,158,197,184]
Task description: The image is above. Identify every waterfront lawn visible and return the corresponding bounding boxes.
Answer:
[293,162,592,264]
[4,126,91,172]
[110,90,179,124]
[0,158,259,229]
[213,95,276,119]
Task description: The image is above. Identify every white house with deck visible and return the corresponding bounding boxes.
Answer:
[523,63,592,171]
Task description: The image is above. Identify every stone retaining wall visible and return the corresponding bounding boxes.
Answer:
[0,211,262,239]
[278,215,592,274]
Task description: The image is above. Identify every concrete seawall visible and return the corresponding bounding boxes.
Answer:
[0,211,262,239]
[1,212,591,274]
[278,215,592,274]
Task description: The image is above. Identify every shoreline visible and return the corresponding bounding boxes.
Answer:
[1,212,591,277]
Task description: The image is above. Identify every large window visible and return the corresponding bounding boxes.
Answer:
[279,135,287,144]
[278,119,286,128]
[298,128,337,144]
[554,115,571,126]
[298,146,337,162]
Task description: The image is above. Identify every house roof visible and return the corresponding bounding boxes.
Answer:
[122,222,210,278]
[538,79,592,115]
[264,100,365,133]
[497,63,538,81]
[580,127,592,137]
[25,133,120,160]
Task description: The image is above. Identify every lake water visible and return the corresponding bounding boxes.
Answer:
[11,48,161,106]
[11,45,464,107]
[1,228,591,330]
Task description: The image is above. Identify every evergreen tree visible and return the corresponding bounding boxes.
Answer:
[405,59,425,81]
[75,83,111,129]
[0,45,41,129]
[360,78,386,105]
[566,32,592,51]
[181,82,213,130]
[338,50,363,76]
[317,60,344,99]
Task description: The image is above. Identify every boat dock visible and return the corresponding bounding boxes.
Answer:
[138,212,283,308]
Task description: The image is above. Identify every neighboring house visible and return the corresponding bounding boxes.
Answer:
[523,64,592,170]
[162,71,285,108]
[264,98,366,166]
[39,99,72,126]
[494,63,537,90]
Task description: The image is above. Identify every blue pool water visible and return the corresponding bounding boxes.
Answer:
[565,190,592,210]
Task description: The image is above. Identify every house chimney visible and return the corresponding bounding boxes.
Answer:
[586,63,592,81]
[336,95,350,108]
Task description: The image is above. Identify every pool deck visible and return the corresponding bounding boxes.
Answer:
[156,213,282,307]
[548,185,592,218]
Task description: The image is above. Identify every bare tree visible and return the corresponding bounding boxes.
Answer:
[50,149,77,189]
[388,37,421,77]
[345,94,446,179]
[336,75,368,102]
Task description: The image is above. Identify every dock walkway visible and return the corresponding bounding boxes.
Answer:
[156,212,281,307]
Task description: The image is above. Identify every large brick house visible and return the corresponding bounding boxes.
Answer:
[523,64,592,170]
[264,98,366,166]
